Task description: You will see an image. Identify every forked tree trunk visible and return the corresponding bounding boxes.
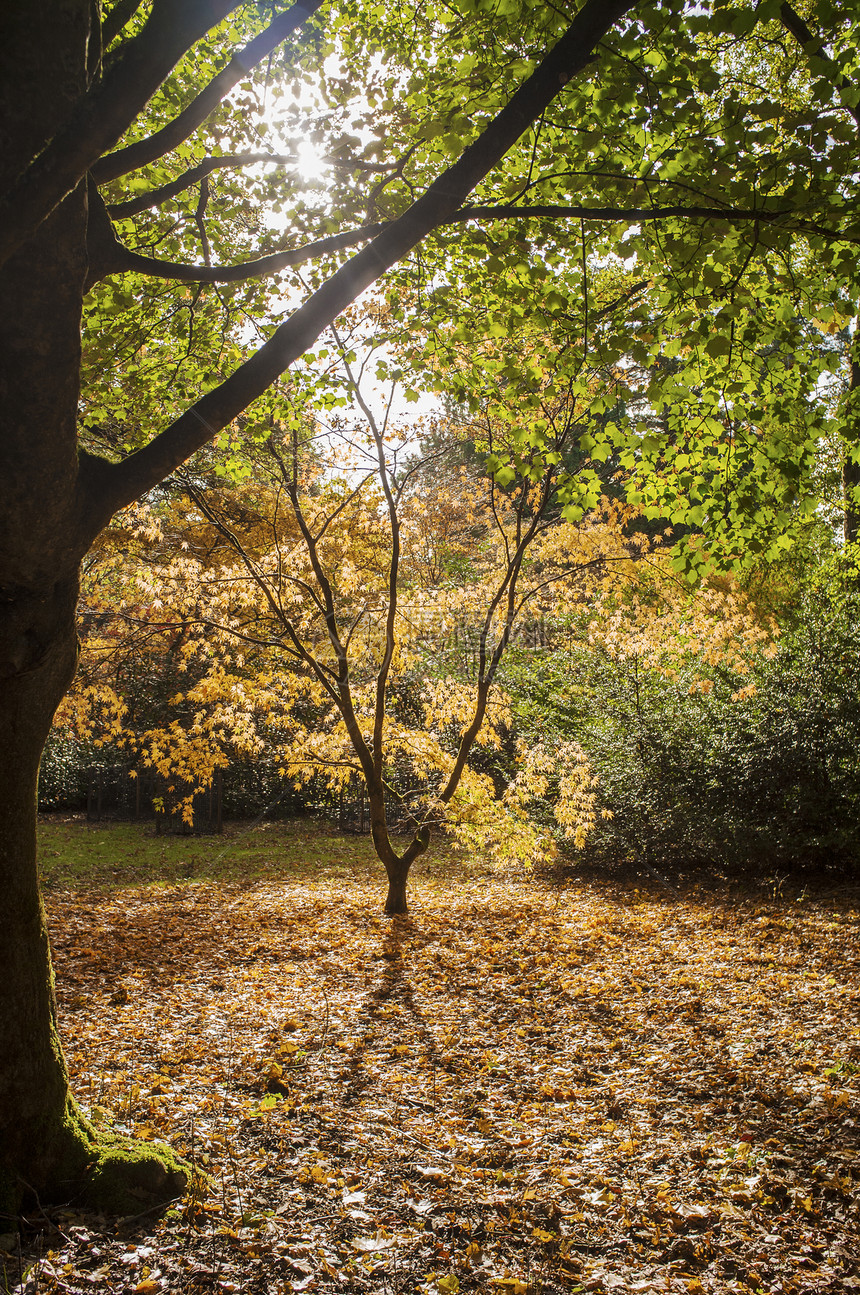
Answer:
[367,787,413,915]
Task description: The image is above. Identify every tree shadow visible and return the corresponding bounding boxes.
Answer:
[338,916,444,1106]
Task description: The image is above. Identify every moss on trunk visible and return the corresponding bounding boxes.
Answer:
[0,587,188,1220]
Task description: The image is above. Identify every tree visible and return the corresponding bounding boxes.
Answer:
[4,0,860,1215]
[0,0,643,1217]
[61,310,641,913]
[388,0,860,573]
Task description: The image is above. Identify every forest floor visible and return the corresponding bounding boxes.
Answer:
[4,817,859,1295]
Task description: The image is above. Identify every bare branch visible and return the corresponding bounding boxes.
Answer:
[92,0,325,184]
[282,474,379,785]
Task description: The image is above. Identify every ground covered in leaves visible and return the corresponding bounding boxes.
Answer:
[4,819,859,1294]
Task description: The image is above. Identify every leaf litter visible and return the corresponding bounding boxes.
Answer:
[5,832,860,1295]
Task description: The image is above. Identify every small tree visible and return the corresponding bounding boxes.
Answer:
[74,318,640,911]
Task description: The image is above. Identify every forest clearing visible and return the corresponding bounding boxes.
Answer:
[6,819,858,1295]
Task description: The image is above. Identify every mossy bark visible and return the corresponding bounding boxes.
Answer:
[0,5,187,1218]
[0,588,188,1217]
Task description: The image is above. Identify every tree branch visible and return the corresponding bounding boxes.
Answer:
[87,222,387,287]
[102,0,145,48]
[0,0,242,271]
[332,327,400,782]
[105,153,299,218]
[106,151,398,219]
[77,0,637,533]
[89,197,855,291]
[780,1,860,131]
[182,483,343,696]
[456,202,852,243]
[91,0,325,184]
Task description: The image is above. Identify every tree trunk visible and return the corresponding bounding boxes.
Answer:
[383,858,412,916]
[367,786,412,915]
[0,585,188,1216]
[0,584,90,1212]
[0,43,187,1198]
[844,340,860,547]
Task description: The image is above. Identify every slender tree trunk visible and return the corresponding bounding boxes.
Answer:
[843,454,860,547]
[843,340,860,547]
[366,786,412,915]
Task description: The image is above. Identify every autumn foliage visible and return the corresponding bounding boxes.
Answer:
[15,819,860,1293]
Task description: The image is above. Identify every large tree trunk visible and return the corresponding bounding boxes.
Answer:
[0,2,187,1218]
[0,585,91,1213]
[0,586,188,1216]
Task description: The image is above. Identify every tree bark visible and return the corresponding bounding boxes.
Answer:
[0,584,90,1210]
[843,340,860,547]
[0,4,188,1213]
[0,585,188,1213]
[383,859,411,917]
[367,788,410,915]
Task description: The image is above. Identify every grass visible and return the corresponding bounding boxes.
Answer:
[37,813,429,891]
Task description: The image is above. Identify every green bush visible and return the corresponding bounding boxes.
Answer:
[501,566,860,878]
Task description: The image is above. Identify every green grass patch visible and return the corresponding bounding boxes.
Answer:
[37,815,386,891]
[36,815,477,893]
